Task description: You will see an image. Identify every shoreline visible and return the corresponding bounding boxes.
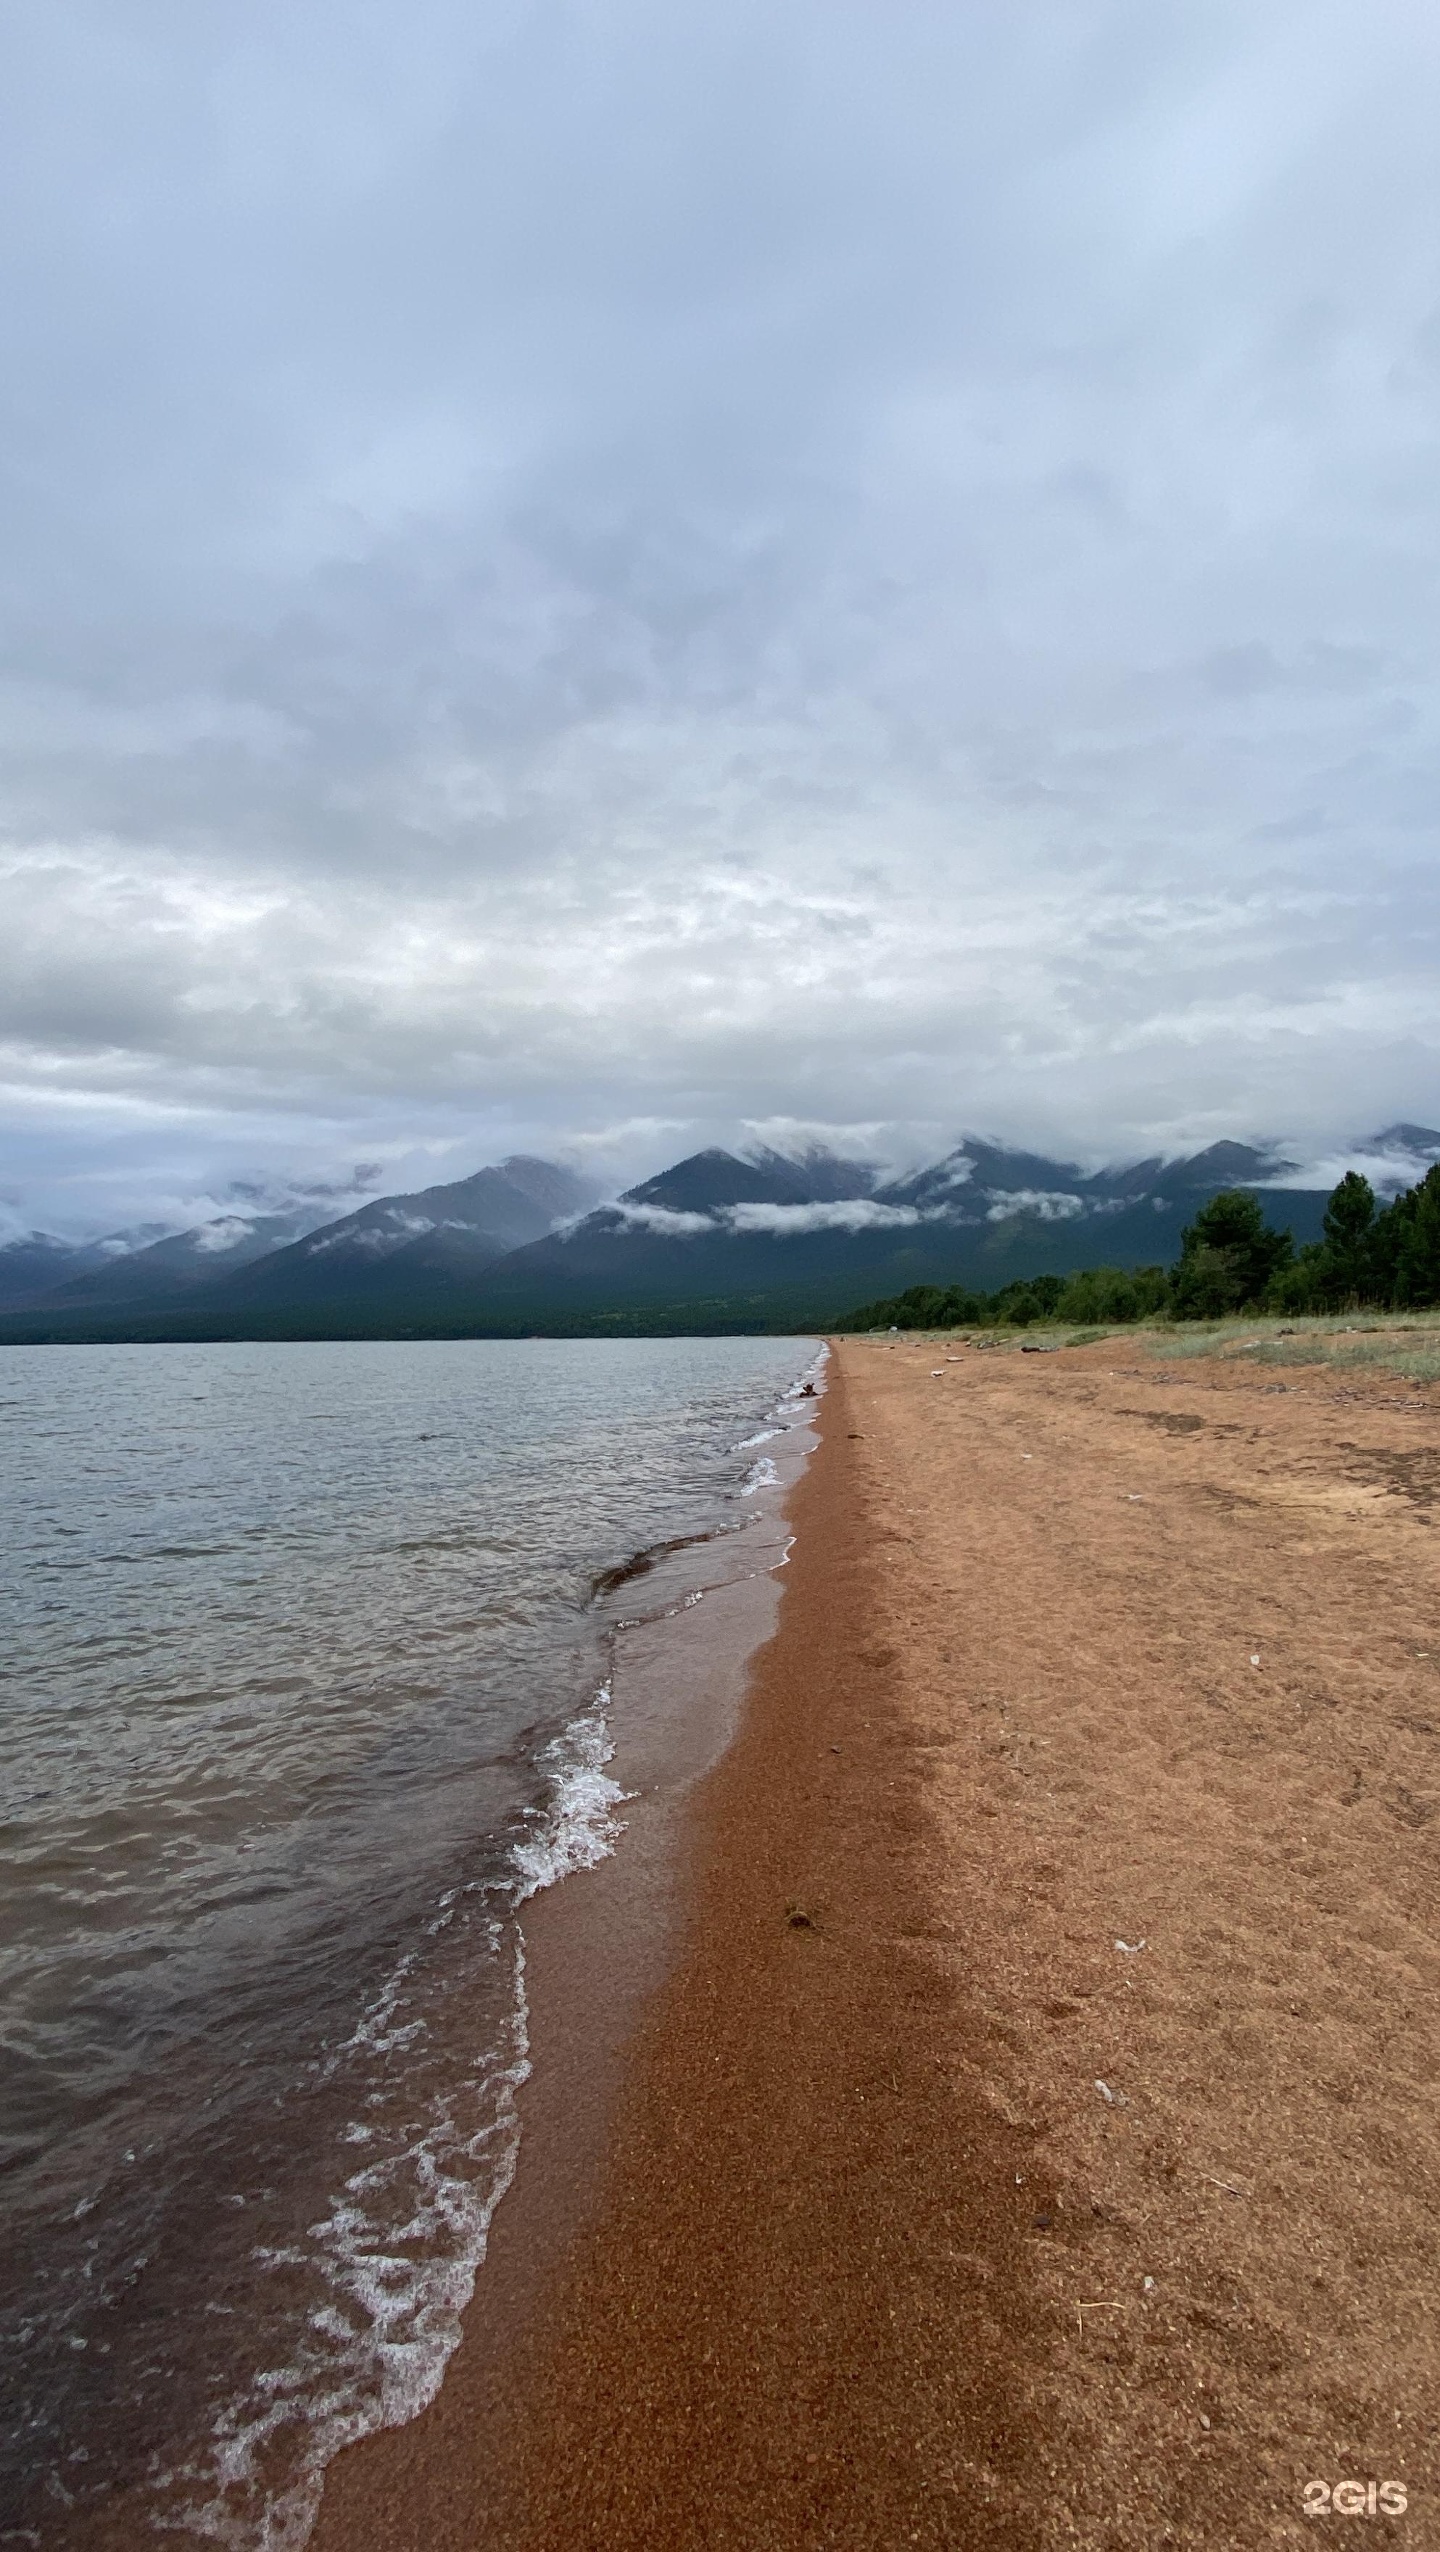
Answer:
[313,1334,1439,2548]
[312,1352,1048,2550]
[10,1341,819,2552]
[307,1371,826,2552]
[485,1345,1048,2551]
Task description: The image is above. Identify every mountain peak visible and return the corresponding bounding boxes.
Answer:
[880,1135,1086,1211]
[742,1143,880,1202]
[1150,1141,1298,1195]
[622,1146,876,1216]
[1367,1123,1440,1159]
[10,1155,598,1316]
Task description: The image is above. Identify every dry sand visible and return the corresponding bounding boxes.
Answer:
[316,1336,1439,2549]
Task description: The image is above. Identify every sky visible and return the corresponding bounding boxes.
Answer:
[3,0,1440,1236]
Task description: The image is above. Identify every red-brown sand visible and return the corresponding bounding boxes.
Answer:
[313,1337,1440,2549]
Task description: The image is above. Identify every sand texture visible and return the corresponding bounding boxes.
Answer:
[317,1338,1439,2548]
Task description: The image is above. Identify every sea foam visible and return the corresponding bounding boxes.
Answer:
[143,1348,821,2552]
[168,1689,625,2552]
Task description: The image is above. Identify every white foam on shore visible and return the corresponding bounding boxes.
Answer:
[167,1688,627,2552]
[166,1938,530,2549]
[512,1685,628,1897]
[164,1347,824,2552]
[737,1348,827,1501]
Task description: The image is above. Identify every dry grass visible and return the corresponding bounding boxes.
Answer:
[1139,1312,1440,1383]
[855,1312,1440,1383]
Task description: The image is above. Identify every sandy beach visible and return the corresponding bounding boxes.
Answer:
[314,1334,1439,2549]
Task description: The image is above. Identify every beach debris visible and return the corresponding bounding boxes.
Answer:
[1075,2299,1126,2334]
[785,1899,815,1929]
[1114,1938,1147,1953]
[1250,1653,1261,1667]
[1125,1492,1143,1501]
[1094,2079,1129,2106]
[1189,2165,1251,2197]
[1142,2276,1156,2291]
[930,1368,944,1377]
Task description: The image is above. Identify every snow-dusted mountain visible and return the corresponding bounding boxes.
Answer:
[188,1155,600,1313]
[23,1203,347,1313]
[0,1231,132,1311]
[3,1124,1435,1337]
[877,1135,1299,1221]
[450,1135,1326,1329]
[10,1157,598,1318]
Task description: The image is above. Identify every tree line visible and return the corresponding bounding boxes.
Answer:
[835,1164,1440,1333]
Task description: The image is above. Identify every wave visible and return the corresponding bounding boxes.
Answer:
[158,1346,825,2550]
[166,1687,626,2552]
[512,1687,627,1897]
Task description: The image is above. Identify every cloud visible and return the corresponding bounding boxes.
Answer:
[985,1190,1088,1224]
[3,2,1440,1230]
[192,1215,264,1255]
[303,1208,437,1256]
[723,1199,923,1236]
[1262,1140,1440,1196]
[601,1203,715,1238]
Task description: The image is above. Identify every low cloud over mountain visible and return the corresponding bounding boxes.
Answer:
[8,1123,1436,1339]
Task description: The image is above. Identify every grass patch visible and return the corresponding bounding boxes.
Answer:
[1142,1328,1247,1359]
[1329,1340,1440,1383]
[854,1313,1440,1383]
[1142,1313,1440,1382]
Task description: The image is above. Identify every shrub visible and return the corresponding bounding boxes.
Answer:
[1053,1263,1168,1324]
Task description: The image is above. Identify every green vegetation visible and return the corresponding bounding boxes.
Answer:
[836,1165,1440,1332]
[834,1263,1169,1333]
[1167,1188,1294,1317]
[1273,1164,1440,1312]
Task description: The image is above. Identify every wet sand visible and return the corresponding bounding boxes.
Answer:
[315,1336,1439,2548]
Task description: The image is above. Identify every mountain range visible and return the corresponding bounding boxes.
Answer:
[3,1126,1438,1341]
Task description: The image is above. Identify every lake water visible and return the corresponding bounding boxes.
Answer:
[0,1335,819,2547]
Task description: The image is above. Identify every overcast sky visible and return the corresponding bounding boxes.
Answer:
[3,0,1439,1234]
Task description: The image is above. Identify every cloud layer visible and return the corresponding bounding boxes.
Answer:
[3,1,1440,1232]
